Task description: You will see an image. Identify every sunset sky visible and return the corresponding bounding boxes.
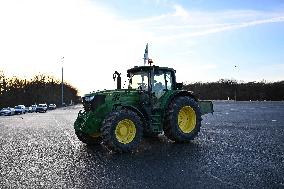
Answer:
[0,0,284,95]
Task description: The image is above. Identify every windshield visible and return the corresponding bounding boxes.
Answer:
[128,72,149,90]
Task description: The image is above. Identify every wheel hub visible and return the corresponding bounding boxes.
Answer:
[115,119,136,144]
[178,106,196,133]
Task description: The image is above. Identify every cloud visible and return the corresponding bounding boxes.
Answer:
[131,4,284,41]
[128,4,284,83]
[158,16,284,40]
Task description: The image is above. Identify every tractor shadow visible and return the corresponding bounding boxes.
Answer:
[81,134,202,157]
[75,135,205,188]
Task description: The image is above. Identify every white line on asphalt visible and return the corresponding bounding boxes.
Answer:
[205,172,244,189]
[53,117,80,150]
[63,130,80,150]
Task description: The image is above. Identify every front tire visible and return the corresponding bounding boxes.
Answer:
[101,109,143,152]
[164,96,202,142]
[75,130,102,145]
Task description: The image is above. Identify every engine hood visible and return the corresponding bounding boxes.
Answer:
[84,89,140,98]
[82,89,141,112]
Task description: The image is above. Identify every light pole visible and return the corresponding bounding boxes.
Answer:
[0,80,3,95]
[234,65,237,101]
[61,57,64,106]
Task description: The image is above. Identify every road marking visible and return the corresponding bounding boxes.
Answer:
[206,172,244,189]
[53,117,80,150]
[63,130,80,151]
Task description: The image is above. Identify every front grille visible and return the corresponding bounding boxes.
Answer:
[83,95,106,111]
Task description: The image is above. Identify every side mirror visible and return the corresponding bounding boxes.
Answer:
[176,82,183,90]
[127,72,130,77]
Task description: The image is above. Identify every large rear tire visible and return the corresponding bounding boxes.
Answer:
[164,96,202,142]
[101,109,143,152]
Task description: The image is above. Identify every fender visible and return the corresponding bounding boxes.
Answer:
[161,90,199,123]
[116,104,147,124]
[165,90,198,109]
[172,90,198,101]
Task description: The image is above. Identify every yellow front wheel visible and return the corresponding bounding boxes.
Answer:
[101,109,143,152]
[115,119,136,144]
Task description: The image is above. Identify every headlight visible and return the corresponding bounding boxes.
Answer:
[84,96,95,102]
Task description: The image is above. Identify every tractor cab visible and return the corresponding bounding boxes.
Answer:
[127,66,179,99]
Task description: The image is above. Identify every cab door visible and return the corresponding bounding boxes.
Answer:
[151,71,173,99]
[148,70,173,132]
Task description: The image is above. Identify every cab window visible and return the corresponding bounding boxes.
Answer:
[153,71,165,93]
[129,72,149,90]
[165,72,172,90]
[153,71,173,98]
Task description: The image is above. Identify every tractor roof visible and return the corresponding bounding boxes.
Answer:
[127,66,176,74]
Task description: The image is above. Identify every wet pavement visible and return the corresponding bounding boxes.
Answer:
[0,101,283,189]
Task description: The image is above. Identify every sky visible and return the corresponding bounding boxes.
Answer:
[0,0,284,95]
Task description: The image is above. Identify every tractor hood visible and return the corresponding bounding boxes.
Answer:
[84,89,139,99]
[82,89,141,112]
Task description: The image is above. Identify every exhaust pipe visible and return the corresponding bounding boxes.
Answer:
[113,71,121,89]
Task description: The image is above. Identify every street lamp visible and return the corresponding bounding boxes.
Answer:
[61,57,64,106]
[234,65,237,101]
[0,80,3,95]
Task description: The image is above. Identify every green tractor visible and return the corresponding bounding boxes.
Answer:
[74,62,213,152]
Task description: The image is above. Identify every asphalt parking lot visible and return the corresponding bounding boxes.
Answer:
[0,101,283,189]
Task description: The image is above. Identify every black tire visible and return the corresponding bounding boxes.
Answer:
[101,109,143,153]
[75,130,102,145]
[164,96,202,142]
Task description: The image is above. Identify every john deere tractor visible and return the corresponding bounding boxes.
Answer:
[74,64,213,152]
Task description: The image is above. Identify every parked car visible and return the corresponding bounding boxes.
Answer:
[36,104,48,113]
[0,107,15,116]
[31,105,37,112]
[48,104,57,110]
[25,106,33,113]
[14,105,26,114]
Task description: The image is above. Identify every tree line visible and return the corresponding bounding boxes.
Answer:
[1,70,283,109]
[0,71,80,109]
[184,79,284,101]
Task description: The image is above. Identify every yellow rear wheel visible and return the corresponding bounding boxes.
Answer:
[178,106,196,133]
[164,96,201,142]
